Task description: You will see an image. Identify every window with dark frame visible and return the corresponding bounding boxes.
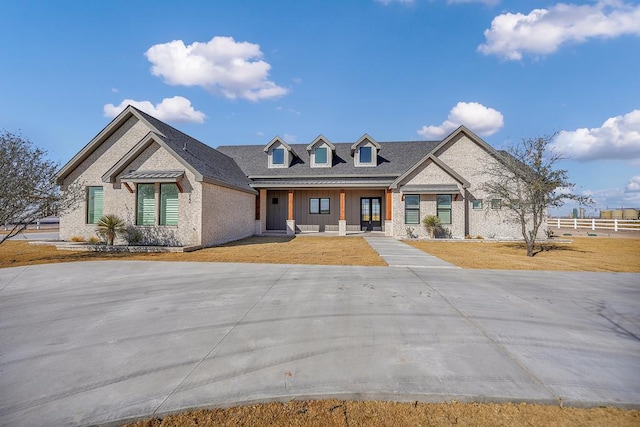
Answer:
[309,198,330,214]
[404,194,420,224]
[437,194,452,224]
[472,199,483,209]
[491,199,502,209]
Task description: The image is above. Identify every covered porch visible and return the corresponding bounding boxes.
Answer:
[255,188,393,236]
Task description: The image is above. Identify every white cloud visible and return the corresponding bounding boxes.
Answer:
[478,1,640,60]
[283,133,298,144]
[103,96,206,123]
[375,0,415,5]
[417,101,504,139]
[626,175,640,192]
[550,110,640,161]
[145,36,288,102]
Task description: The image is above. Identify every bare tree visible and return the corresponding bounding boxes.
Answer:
[0,130,82,244]
[482,134,591,257]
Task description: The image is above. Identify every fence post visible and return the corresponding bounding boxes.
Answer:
[573,218,577,229]
[592,218,595,231]
[614,219,618,232]
[36,220,40,230]
[557,218,561,229]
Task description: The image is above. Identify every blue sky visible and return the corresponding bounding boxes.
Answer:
[2,0,639,215]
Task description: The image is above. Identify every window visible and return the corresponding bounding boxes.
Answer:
[314,147,327,164]
[160,183,179,226]
[404,194,420,224]
[437,194,452,224]
[491,199,502,209]
[137,184,155,225]
[272,148,285,165]
[359,146,372,164]
[309,198,330,214]
[86,186,103,224]
[472,199,483,209]
[272,197,279,204]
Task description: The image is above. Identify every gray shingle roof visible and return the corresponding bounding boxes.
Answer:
[216,140,439,178]
[134,108,255,193]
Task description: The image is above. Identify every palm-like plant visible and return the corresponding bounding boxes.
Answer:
[422,215,441,239]
[96,214,126,245]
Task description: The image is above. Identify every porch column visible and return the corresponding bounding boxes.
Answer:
[286,190,296,235]
[339,189,347,236]
[256,189,267,234]
[385,189,393,237]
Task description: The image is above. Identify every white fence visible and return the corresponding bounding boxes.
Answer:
[550,218,640,232]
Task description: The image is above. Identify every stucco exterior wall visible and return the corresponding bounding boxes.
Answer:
[201,183,255,247]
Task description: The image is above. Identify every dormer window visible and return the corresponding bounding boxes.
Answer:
[264,136,296,168]
[359,146,372,164]
[272,148,285,165]
[307,135,335,168]
[351,134,381,167]
[314,147,327,164]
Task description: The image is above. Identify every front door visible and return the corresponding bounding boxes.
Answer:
[360,197,382,231]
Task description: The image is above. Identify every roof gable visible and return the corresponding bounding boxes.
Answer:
[306,135,336,152]
[55,105,164,184]
[390,153,470,189]
[350,134,381,155]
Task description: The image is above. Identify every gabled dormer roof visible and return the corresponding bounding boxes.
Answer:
[263,136,297,157]
[306,135,336,152]
[350,134,381,156]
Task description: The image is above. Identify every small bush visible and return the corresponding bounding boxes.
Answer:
[465,234,472,239]
[476,235,484,240]
[70,236,85,242]
[87,236,100,244]
[406,227,418,239]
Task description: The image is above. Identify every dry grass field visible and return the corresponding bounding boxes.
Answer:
[125,400,639,427]
[0,236,386,269]
[406,237,640,272]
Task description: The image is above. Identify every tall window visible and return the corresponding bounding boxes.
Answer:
[309,198,330,214]
[160,183,179,226]
[272,148,285,165]
[359,146,372,164]
[404,195,420,224]
[314,147,327,164]
[437,194,452,224]
[86,186,103,224]
[137,184,155,225]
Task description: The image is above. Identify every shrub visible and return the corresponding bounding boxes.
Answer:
[70,235,85,242]
[87,236,100,244]
[476,235,484,240]
[465,234,472,239]
[96,214,126,245]
[422,215,441,239]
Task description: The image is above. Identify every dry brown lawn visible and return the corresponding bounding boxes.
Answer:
[407,237,640,272]
[125,400,639,427]
[0,236,386,269]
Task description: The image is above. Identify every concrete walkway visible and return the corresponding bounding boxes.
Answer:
[1,262,638,426]
[365,236,459,268]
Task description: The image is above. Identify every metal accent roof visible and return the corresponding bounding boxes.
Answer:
[251,177,395,188]
[120,170,184,182]
[400,184,461,194]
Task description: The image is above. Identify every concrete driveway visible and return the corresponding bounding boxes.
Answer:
[0,262,638,426]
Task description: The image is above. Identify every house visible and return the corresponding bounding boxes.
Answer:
[55,105,534,247]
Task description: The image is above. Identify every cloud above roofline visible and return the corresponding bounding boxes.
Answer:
[103,96,206,123]
[417,102,504,139]
[145,36,289,102]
